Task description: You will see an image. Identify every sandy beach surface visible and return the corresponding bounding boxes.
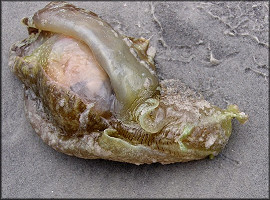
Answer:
[2,1,268,198]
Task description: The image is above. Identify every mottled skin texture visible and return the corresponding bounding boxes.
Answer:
[9,2,248,165]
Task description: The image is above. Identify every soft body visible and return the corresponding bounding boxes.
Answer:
[9,2,248,164]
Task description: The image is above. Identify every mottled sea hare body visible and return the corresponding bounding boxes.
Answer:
[9,2,248,164]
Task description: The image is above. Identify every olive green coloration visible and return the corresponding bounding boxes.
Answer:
[9,2,248,165]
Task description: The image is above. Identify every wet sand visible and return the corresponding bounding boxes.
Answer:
[2,1,268,198]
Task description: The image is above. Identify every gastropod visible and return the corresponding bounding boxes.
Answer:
[9,2,248,165]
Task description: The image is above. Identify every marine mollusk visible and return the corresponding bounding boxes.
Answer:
[9,2,248,165]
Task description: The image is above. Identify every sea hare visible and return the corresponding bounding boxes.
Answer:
[9,2,248,165]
